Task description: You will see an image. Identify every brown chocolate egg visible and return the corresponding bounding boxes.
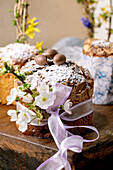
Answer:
[35,54,47,65]
[53,54,66,66]
[45,49,58,59]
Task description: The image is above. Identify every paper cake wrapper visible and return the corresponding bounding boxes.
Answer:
[83,54,113,104]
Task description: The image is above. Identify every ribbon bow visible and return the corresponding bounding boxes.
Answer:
[36,84,99,170]
[16,83,99,169]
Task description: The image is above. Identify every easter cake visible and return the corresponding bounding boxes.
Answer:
[0,43,38,104]
[83,38,113,104]
[16,49,94,138]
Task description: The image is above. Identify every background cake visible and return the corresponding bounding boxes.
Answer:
[83,38,113,104]
[0,43,38,104]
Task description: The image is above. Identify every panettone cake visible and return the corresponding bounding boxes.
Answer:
[13,49,94,138]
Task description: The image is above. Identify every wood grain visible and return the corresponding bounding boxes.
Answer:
[0,104,113,169]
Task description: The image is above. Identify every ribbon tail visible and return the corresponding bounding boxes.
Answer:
[36,151,64,170]
[66,125,99,142]
[36,112,71,170]
[48,111,68,148]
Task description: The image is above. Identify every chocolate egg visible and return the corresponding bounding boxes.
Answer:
[35,54,47,65]
[45,49,58,59]
[53,54,66,66]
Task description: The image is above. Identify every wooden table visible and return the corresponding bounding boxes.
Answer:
[0,104,113,170]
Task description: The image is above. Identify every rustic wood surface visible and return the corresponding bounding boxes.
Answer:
[0,104,113,170]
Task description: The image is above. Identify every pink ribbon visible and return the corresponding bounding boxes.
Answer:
[16,83,99,170]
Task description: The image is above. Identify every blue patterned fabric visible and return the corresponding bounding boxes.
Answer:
[83,54,113,104]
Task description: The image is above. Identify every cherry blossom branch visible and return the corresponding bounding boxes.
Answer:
[14,0,29,43]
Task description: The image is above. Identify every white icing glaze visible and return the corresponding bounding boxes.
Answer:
[20,60,87,88]
[91,40,110,47]
[0,43,38,65]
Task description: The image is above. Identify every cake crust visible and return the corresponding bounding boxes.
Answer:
[0,73,15,104]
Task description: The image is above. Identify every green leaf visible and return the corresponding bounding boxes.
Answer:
[13,19,16,26]
[91,12,94,19]
[19,73,26,81]
[8,9,13,12]
[22,2,29,7]
[28,105,36,110]
[77,0,82,3]
[0,67,7,75]
[4,62,14,73]
[21,26,23,31]
[15,96,21,102]
[18,38,22,43]
[90,0,96,3]
[32,92,39,98]
[18,86,23,90]
[110,29,113,34]
[25,71,33,75]
[23,83,31,89]
[15,13,19,19]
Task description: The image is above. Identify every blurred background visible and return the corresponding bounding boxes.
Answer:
[0,0,112,48]
[0,0,87,48]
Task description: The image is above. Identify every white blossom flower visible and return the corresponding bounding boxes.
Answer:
[18,122,28,133]
[16,109,33,132]
[7,110,18,121]
[35,91,56,109]
[37,82,49,93]
[63,99,72,114]
[7,87,26,105]
[16,109,31,125]
[7,88,17,105]
[22,93,33,103]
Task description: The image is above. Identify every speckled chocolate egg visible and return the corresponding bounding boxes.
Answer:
[53,54,66,66]
[45,49,58,59]
[35,54,47,65]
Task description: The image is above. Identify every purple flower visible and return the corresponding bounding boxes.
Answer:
[81,17,91,28]
[34,19,40,23]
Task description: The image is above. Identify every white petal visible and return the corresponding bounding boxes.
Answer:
[7,96,15,105]
[37,82,49,93]
[64,100,72,114]
[37,101,49,109]
[18,123,28,132]
[30,78,37,89]
[10,115,18,121]
[11,88,17,95]
[35,92,56,109]
[6,88,17,105]
[17,109,31,124]
[7,110,18,121]
[7,109,16,116]
[22,94,33,103]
